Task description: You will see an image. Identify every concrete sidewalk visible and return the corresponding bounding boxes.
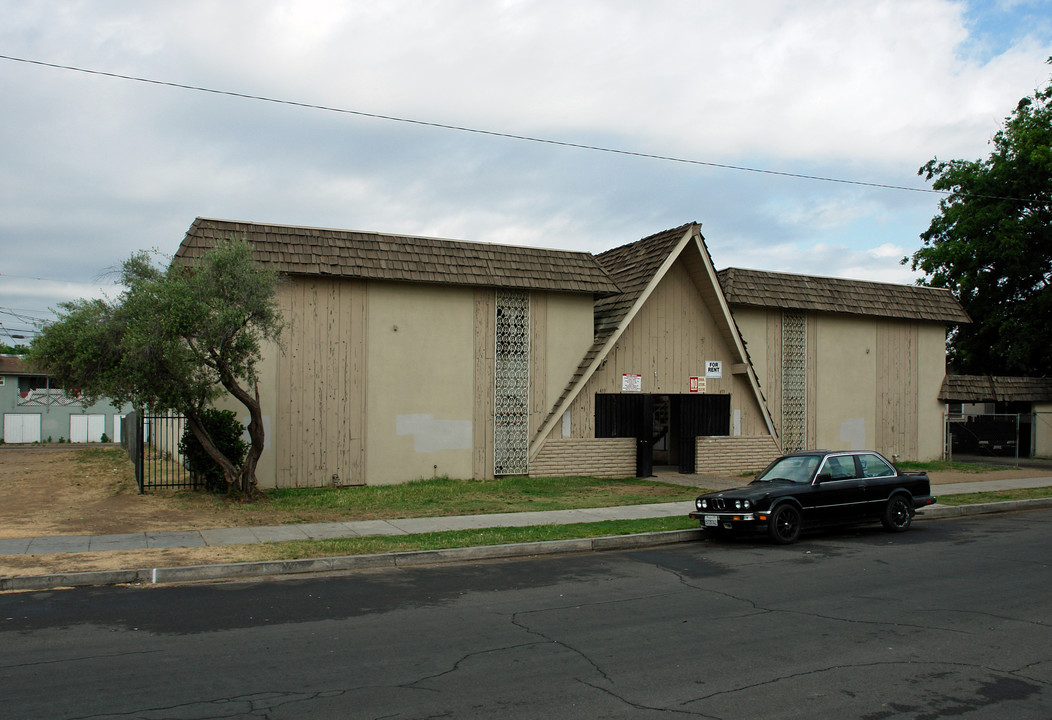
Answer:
[2,475,1050,558]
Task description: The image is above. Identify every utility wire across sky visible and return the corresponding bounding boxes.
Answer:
[0,52,976,199]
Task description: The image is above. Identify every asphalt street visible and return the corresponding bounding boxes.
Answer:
[1,508,1050,719]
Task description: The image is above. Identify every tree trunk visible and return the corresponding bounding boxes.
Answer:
[183,408,240,489]
[218,373,265,496]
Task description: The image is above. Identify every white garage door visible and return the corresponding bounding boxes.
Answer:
[70,414,106,443]
[3,414,42,444]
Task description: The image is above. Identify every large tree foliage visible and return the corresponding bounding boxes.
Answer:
[907,61,1052,376]
[28,239,282,494]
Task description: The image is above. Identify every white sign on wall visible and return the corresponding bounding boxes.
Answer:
[705,361,723,378]
[622,373,642,392]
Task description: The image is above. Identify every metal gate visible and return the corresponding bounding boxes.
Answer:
[596,393,731,476]
[675,394,731,473]
[122,411,199,493]
[595,394,652,477]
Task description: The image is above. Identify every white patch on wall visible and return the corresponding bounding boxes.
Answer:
[561,411,571,438]
[733,409,742,437]
[397,414,473,453]
[839,417,866,450]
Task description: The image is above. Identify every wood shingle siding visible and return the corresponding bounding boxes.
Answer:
[876,320,920,460]
[275,278,367,487]
[718,268,971,324]
[177,218,621,296]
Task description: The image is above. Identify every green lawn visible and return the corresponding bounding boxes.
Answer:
[234,475,701,523]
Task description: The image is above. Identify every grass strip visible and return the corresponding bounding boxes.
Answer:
[936,486,1052,506]
[896,460,1006,473]
[185,475,701,523]
[234,516,699,562]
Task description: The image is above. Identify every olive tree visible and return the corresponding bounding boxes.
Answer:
[28,239,282,495]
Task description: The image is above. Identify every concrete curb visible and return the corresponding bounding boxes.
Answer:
[3,500,1051,592]
[920,496,1052,519]
[0,529,703,592]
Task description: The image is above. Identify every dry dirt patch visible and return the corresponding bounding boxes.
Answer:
[0,446,227,538]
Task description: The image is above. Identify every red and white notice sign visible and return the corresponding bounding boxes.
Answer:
[689,376,706,393]
[622,373,642,392]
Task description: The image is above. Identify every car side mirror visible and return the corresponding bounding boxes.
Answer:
[815,472,832,484]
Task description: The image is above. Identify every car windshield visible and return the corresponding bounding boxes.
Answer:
[756,456,821,483]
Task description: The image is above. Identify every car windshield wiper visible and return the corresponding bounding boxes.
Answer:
[757,476,791,483]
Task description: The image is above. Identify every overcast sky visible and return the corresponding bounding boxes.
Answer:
[2,0,1051,344]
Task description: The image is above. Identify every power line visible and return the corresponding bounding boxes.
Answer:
[0,53,967,198]
[0,322,40,340]
[0,307,50,323]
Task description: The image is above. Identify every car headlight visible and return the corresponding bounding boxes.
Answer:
[743,500,751,510]
[698,499,708,510]
[734,500,742,509]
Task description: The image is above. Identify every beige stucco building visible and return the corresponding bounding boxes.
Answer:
[175,218,968,488]
[719,268,969,463]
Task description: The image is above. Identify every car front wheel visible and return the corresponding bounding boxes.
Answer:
[881,495,913,532]
[768,504,802,544]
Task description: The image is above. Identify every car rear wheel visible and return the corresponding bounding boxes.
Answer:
[881,495,913,532]
[768,504,802,544]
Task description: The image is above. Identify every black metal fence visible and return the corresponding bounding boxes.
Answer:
[121,411,199,493]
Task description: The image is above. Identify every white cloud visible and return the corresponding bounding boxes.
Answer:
[0,0,1049,318]
[869,242,907,260]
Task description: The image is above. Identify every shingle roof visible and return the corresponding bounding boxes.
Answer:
[0,356,42,376]
[0,356,19,374]
[593,224,693,340]
[939,375,1052,402]
[718,268,971,324]
[175,218,621,296]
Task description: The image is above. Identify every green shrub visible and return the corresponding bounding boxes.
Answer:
[100,432,110,443]
[179,409,249,494]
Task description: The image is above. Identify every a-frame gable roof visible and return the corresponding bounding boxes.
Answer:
[593,225,690,341]
[531,223,777,456]
[176,218,621,296]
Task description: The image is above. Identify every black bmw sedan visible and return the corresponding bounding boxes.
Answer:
[689,450,937,544]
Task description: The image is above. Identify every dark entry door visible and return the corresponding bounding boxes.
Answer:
[674,394,731,473]
[595,394,654,477]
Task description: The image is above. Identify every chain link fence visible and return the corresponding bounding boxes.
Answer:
[944,411,1052,464]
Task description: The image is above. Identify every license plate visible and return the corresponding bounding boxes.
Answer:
[704,515,718,527]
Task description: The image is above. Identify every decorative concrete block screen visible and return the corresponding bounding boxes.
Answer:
[494,290,530,475]
[781,311,807,452]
